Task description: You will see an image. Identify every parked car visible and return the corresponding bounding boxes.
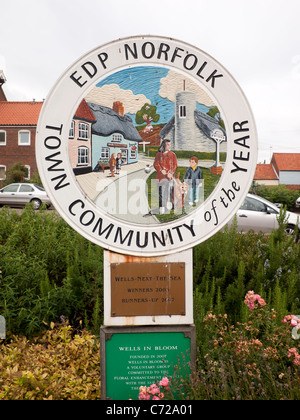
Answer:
[0,183,52,209]
[296,197,300,209]
[228,193,300,236]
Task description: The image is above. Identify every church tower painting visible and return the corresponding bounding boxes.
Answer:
[175,91,196,150]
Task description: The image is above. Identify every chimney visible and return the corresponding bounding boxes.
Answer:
[0,70,7,101]
[113,101,124,117]
[0,70,6,86]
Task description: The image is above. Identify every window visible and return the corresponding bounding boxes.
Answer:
[0,165,6,180]
[24,165,30,180]
[18,130,30,146]
[34,184,45,191]
[130,147,137,159]
[101,147,110,160]
[179,105,186,118]
[78,147,89,165]
[69,120,75,138]
[0,131,6,146]
[112,134,122,142]
[240,197,271,213]
[19,184,34,193]
[121,149,128,164]
[3,184,19,193]
[78,123,89,140]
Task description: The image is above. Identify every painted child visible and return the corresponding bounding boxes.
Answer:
[183,156,203,205]
[116,153,122,175]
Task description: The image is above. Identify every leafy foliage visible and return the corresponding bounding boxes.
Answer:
[251,184,300,211]
[191,303,300,400]
[3,162,28,186]
[206,106,225,130]
[0,323,100,400]
[135,103,160,126]
[0,205,103,337]
[0,203,299,399]
[193,215,300,331]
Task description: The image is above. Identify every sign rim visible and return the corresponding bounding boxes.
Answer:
[36,35,258,256]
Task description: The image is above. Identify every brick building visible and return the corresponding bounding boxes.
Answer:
[253,163,279,186]
[271,153,300,190]
[254,153,300,190]
[0,72,43,186]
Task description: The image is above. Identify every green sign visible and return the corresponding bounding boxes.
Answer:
[101,327,195,400]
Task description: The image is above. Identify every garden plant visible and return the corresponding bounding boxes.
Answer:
[0,202,299,399]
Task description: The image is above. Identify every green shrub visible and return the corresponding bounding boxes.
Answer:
[3,162,28,186]
[0,206,103,337]
[192,301,300,400]
[193,212,300,332]
[251,184,300,211]
[133,297,300,400]
[0,204,299,400]
[0,323,100,400]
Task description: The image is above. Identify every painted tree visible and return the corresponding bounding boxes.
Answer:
[207,106,225,130]
[136,103,160,133]
[207,107,226,167]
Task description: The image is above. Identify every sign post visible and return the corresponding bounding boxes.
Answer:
[36,35,257,400]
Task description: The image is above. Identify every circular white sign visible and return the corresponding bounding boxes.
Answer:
[36,35,257,256]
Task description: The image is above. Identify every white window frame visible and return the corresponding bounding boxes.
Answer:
[69,120,75,138]
[18,130,31,146]
[78,122,89,140]
[121,149,128,164]
[112,134,122,143]
[130,148,137,159]
[101,147,110,160]
[0,165,6,180]
[78,146,89,166]
[0,130,6,146]
[24,165,30,180]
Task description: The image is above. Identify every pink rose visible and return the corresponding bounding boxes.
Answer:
[291,319,298,327]
[258,298,266,307]
[159,377,169,387]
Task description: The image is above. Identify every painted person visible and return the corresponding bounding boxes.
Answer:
[153,139,177,214]
[109,153,116,177]
[116,153,122,175]
[183,156,203,205]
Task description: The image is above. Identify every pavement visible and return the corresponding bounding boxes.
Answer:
[76,156,157,224]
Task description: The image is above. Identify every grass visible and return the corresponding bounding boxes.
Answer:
[146,166,220,222]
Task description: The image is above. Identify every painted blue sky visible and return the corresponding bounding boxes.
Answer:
[95,66,211,125]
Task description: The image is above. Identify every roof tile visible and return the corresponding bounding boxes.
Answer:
[0,101,43,126]
[254,163,278,180]
[272,153,300,171]
[74,99,96,122]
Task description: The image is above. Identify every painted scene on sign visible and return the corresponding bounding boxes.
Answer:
[67,66,227,225]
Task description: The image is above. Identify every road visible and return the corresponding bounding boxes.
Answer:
[93,163,159,225]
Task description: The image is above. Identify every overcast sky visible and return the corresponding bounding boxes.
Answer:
[1,0,300,163]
